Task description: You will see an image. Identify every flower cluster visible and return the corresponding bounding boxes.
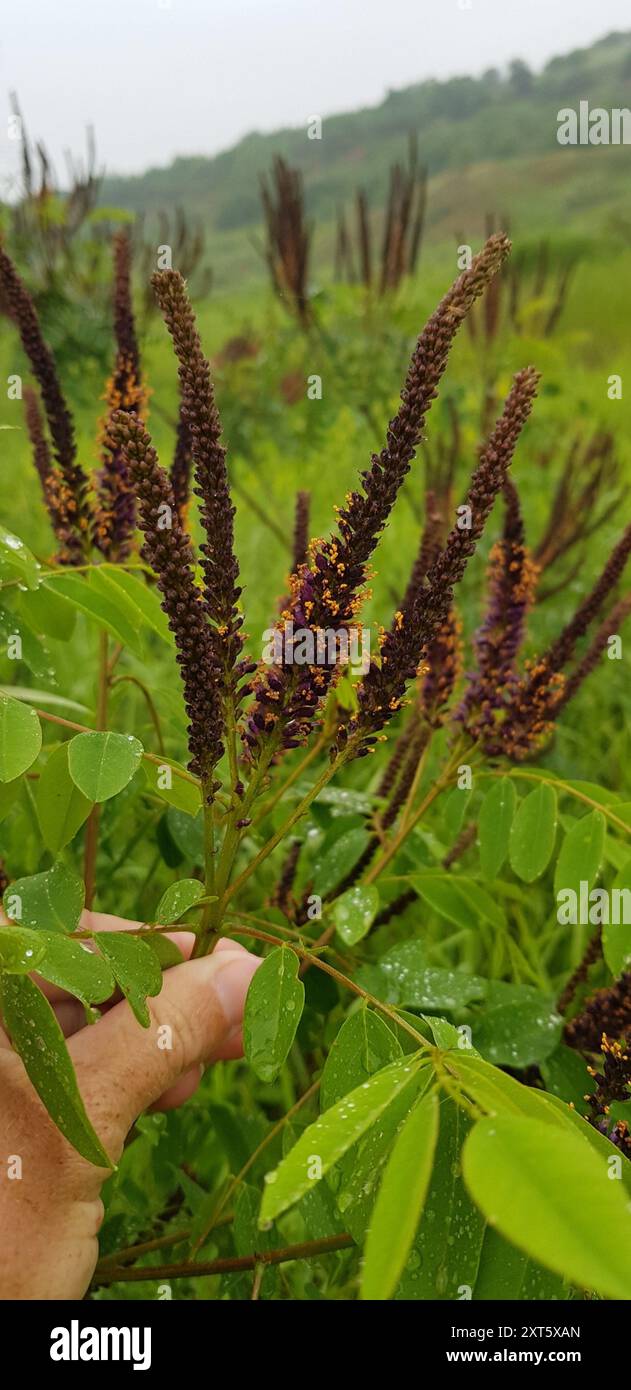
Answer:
[93,232,145,560]
[170,404,192,524]
[565,972,631,1053]
[342,365,539,754]
[23,386,74,558]
[152,270,245,691]
[420,607,463,726]
[2,237,149,568]
[292,490,311,571]
[456,478,539,743]
[260,156,312,326]
[496,522,631,759]
[108,409,223,779]
[534,429,622,581]
[243,233,511,760]
[111,270,259,783]
[586,1034,631,1157]
[0,247,91,563]
[399,489,444,619]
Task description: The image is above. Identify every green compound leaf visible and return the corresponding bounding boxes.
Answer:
[602,857,631,977]
[0,693,42,782]
[259,1054,423,1226]
[0,525,40,590]
[47,572,144,658]
[554,809,606,900]
[395,1098,484,1300]
[410,873,504,932]
[321,1007,401,1111]
[143,759,201,816]
[0,973,112,1168]
[478,777,516,880]
[448,1052,571,1130]
[358,940,486,1012]
[472,989,563,1068]
[0,926,46,973]
[0,605,57,685]
[154,878,206,926]
[35,743,92,853]
[68,730,143,802]
[0,778,21,824]
[35,933,115,1008]
[145,933,186,970]
[463,1114,631,1300]
[509,783,557,882]
[312,828,371,897]
[243,946,305,1083]
[165,806,205,862]
[330,884,379,945]
[474,1226,574,1300]
[3,861,85,933]
[361,1089,440,1301]
[94,930,162,1027]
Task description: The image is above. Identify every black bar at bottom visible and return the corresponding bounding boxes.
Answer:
[0,1296,622,1374]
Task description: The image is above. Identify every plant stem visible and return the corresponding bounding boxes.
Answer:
[251,732,328,828]
[83,631,109,909]
[227,908,351,966]
[221,756,343,911]
[399,729,433,831]
[193,776,217,955]
[93,1233,354,1286]
[194,748,275,956]
[94,1209,235,1275]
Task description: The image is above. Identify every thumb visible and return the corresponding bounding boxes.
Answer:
[69,946,260,1162]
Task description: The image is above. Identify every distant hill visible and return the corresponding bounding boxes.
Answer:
[100,29,631,283]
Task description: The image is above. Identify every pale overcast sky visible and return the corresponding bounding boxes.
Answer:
[1,0,630,180]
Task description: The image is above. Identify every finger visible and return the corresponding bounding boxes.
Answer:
[69,947,260,1159]
[54,999,87,1038]
[213,936,251,956]
[151,1064,203,1112]
[216,1025,246,1061]
[152,1014,245,1111]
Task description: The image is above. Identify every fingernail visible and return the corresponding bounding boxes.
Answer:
[211,950,260,1031]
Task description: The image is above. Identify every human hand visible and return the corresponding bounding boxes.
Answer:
[0,913,260,1300]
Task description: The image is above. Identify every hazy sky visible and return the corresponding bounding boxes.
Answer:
[1,0,630,182]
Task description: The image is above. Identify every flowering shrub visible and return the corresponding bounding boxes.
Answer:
[1,232,631,1301]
